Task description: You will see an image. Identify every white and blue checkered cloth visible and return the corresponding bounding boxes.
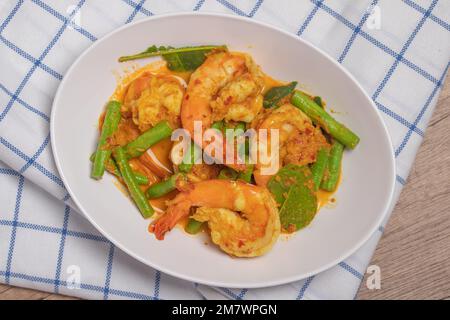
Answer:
[0,0,448,300]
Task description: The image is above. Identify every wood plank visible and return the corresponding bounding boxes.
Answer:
[44,294,78,300]
[0,284,10,294]
[0,286,51,300]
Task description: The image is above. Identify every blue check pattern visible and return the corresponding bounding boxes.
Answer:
[0,0,448,300]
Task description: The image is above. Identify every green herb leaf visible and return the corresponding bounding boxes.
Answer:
[267,164,309,206]
[263,81,297,108]
[118,45,171,62]
[279,181,317,231]
[118,45,227,71]
[163,46,223,71]
[267,164,317,231]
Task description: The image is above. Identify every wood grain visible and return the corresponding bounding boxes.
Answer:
[1,75,449,300]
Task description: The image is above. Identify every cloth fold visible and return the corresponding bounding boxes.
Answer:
[0,0,448,299]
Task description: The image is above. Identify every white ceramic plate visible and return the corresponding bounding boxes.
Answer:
[51,13,395,288]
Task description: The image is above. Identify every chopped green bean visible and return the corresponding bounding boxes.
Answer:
[146,173,183,199]
[310,147,329,191]
[178,162,193,173]
[211,120,224,132]
[91,101,121,179]
[105,157,121,177]
[113,147,154,218]
[91,151,122,177]
[133,172,149,185]
[320,140,344,192]
[234,122,246,133]
[90,151,148,185]
[123,120,173,158]
[178,143,195,173]
[313,96,323,108]
[233,122,248,159]
[291,91,360,149]
[185,218,204,234]
[237,164,254,183]
[218,167,238,180]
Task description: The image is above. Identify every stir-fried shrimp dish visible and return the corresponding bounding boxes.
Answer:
[91,45,360,257]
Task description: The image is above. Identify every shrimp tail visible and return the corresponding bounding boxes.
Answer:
[150,199,191,240]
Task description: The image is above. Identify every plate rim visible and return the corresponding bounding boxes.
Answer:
[50,11,396,288]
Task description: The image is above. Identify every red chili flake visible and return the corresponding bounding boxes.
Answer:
[185,94,190,100]
[305,128,312,135]
[286,224,296,233]
[194,79,201,85]
[224,96,233,105]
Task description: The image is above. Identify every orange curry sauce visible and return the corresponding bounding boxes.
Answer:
[100,59,337,233]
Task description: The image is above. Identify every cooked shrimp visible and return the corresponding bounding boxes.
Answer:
[210,72,264,123]
[252,103,329,186]
[181,51,264,169]
[150,179,280,257]
[187,163,221,182]
[123,72,185,131]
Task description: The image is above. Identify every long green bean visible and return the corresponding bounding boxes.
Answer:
[123,120,172,158]
[310,147,329,191]
[320,140,344,192]
[234,122,246,133]
[185,218,204,234]
[218,167,238,180]
[291,91,360,149]
[91,101,121,179]
[133,172,149,185]
[313,96,323,108]
[237,164,254,183]
[146,173,184,199]
[90,152,148,185]
[113,147,154,218]
[178,143,195,173]
[211,120,224,132]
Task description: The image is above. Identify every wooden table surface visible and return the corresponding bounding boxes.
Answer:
[1,75,449,300]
